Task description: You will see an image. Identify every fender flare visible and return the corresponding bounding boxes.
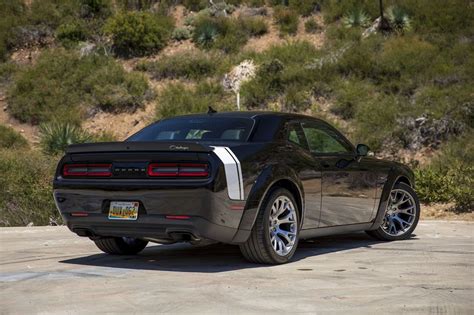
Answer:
[231,164,304,243]
[369,168,415,230]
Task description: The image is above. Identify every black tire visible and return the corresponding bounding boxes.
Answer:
[366,182,420,241]
[93,237,148,255]
[239,188,299,264]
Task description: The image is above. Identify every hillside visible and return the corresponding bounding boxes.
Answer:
[0,0,473,226]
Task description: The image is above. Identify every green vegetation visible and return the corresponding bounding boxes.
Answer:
[342,8,369,28]
[39,122,115,155]
[104,11,174,56]
[304,18,320,33]
[0,0,473,225]
[239,16,268,37]
[191,14,266,53]
[241,41,322,111]
[56,21,88,47]
[0,148,60,226]
[171,27,192,41]
[156,81,231,119]
[7,49,150,125]
[0,125,28,149]
[136,51,224,80]
[416,136,473,212]
[273,7,299,35]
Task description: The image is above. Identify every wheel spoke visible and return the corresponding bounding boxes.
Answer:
[382,189,417,236]
[268,196,298,256]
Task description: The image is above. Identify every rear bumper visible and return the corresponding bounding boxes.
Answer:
[65,214,239,244]
[54,188,248,244]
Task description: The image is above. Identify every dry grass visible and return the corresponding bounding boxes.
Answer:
[421,203,474,221]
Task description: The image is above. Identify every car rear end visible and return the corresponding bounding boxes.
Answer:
[53,116,255,244]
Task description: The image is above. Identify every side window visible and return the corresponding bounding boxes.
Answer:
[286,123,305,148]
[302,122,352,154]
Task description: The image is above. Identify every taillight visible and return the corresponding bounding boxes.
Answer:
[147,163,209,178]
[63,164,112,177]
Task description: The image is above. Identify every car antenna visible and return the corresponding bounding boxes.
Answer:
[207,106,217,114]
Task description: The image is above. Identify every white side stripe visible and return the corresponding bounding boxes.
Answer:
[211,146,244,200]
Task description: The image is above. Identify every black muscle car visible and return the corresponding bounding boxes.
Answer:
[53,112,420,264]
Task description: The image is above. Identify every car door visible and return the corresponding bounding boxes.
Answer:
[284,121,322,229]
[301,120,377,227]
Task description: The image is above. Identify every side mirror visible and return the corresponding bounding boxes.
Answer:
[356,144,370,157]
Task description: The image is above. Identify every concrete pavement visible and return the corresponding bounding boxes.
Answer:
[0,221,473,314]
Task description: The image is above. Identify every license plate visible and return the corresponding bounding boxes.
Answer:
[108,201,139,220]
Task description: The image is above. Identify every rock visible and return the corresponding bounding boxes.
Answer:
[20,129,25,133]
[79,42,96,57]
[26,222,34,227]
[239,7,267,17]
[397,113,464,151]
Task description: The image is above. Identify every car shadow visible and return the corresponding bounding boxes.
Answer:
[60,232,418,273]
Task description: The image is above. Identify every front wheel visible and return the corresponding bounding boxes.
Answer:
[240,188,299,264]
[94,237,148,255]
[366,182,420,241]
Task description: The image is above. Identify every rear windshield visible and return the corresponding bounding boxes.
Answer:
[127,117,254,142]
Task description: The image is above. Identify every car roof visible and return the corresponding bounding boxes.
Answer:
[163,111,326,122]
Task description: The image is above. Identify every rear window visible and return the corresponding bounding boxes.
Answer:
[127,117,254,142]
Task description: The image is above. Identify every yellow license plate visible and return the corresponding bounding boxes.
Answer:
[108,201,139,220]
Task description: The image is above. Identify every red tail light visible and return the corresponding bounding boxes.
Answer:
[63,164,112,177]
[147,163,209,178]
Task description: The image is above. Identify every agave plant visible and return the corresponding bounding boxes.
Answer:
[39,122,92,155]
[386,6,411,33]
[342,8,370,28]
[196,24,218,48]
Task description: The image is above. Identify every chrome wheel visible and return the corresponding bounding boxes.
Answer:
[382,188,417,236]
[269,196,298,256]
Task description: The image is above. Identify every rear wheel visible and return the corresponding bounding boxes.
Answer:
[94,237,148,255]
[240,188,299,264]
[366,182,420,241]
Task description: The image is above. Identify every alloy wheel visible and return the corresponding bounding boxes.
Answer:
[382,188,417,236]
[269,196,298,256]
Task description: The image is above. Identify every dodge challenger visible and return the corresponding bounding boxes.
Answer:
[53,111,420,264]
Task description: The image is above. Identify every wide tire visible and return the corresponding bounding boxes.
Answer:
[240,188,299,264]
[94,237,148,255]
[366,182,420,241]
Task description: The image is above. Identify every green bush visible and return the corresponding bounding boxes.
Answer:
[56,21,88,47]
[0,125,28,149]
[8,49,150,125]
[241,41,320,109]
[415,136,473,212]
[0,0,26,61]
[322,0,379,23]
[28,0,80,29]
[171,27,192,41]
[156,81,230,118]
[239,16,268,37]
[104,11,174,56]
[342,8,370,28]
[273,7,299,35]
[289,0,319,17]
[304,18,320,33]
[192,16,249,53]
[0,148,60,226]
[331,80,376,120]
[182,0,208,11]
[352,95,400,151]
[39,122,91,155]
[39,122,116,155]
[136,51,220,80]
